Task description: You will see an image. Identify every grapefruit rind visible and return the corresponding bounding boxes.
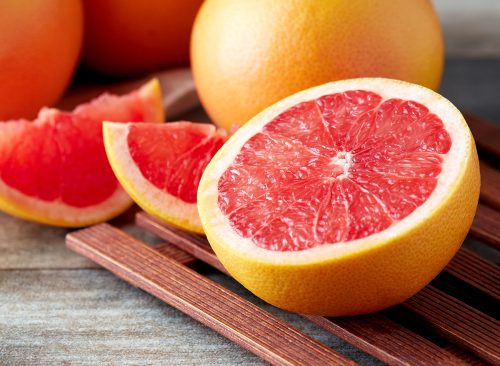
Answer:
[0,179,132,227]
[197,78,480,316]
[103,122,204,233]
[0,79,164,227]
[137,79,165,123]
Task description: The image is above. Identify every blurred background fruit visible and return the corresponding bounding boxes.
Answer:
[0,0,83,120]
[83,0,204,77]
[191,0,444,131]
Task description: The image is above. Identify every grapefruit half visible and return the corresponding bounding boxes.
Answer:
[0,80,164,227]
[197,78,480,316]
[103,122,226,233]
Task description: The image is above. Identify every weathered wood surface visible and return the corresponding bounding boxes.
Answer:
[66,224,355,366]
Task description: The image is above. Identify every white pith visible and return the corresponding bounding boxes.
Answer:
[104,123,201,229]
[198,78,472,264]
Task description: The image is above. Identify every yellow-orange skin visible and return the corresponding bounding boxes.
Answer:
[83,0,204,76]
[191,0,444,131]
[198,79,480,316]
[0,0,83,119]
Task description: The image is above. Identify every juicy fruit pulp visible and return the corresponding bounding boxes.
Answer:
[218,90,451,251]
[128,123,227,204]
[103,122,226,233]
[0,80,163,226]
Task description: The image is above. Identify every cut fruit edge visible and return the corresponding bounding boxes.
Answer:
[0,79,164,227]
[0,181,133,227]
[198,78,478,265]
[103,122,205,233]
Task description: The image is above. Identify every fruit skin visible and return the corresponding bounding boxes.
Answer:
[198,78,480,316]
[191,0,444,131]
[83,0,204,76]
[0,0,83,120]
[0,80,164,228]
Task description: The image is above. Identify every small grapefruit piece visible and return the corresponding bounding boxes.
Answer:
[103,122,227,233]
[0,80,164,227]
[198,78,480,316]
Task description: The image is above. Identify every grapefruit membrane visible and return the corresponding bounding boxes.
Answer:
[103,122,226,233]
[198,78,480,316]
[0,79,163,227]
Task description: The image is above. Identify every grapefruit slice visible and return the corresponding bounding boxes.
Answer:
[0,79,164,227]
[103,122,227,233]
[198,78,480,316]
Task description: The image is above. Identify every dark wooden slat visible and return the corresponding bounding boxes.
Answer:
[443,345,490,366]
[304,315,466,366]
[444,247,500,301]
[470,204,500,249]
[403,286,500,364]
[136,212,468,366]
[66,224,353,366]
[465,113,500,158]
[136,213,227,274]
[152,243,196,266]
[479,161,500,211]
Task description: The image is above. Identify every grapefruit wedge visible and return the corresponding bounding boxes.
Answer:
[103,122,226,233]
[198,78,480,316]
[0,80,164,227]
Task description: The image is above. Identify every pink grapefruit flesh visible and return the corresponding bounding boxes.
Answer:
[0,79,163,226]
[218,90,452,251]
[103,121,226,233]
[129,123,226,204]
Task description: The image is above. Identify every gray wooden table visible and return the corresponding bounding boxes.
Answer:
[1,2,499,364]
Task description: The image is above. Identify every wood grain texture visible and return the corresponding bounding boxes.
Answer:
[152,242,196,267]
[465,113,500,158]
[66,223,355,366]
[0,212,97,270]
[304,315,465,366]
[136,213,476,366]
[479,161,500,210]
[0,269,271,366]
[444,247,500,300]
[403,286,500,364]
[470,204,500,249]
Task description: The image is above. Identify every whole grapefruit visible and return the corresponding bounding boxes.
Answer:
[83,0,204,76]
[191,0,444,131]
[0,0,83,120]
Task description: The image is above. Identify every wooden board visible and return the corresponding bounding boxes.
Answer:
[62,109,500,365]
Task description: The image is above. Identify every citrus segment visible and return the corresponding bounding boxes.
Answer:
[104,122,226,233]
[0,79,164,227]
[198,78,480,316]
